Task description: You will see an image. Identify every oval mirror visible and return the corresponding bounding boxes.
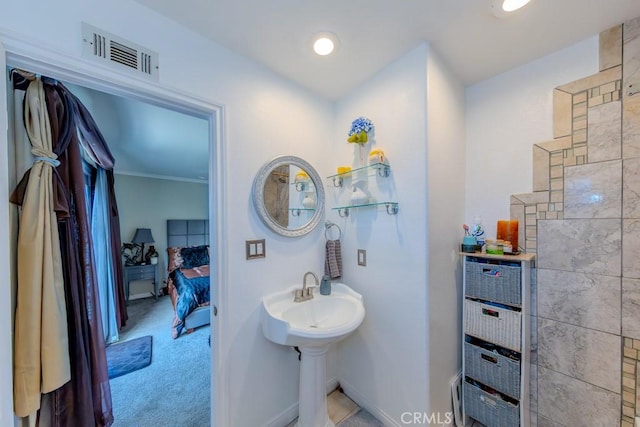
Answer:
[252,156,325,237]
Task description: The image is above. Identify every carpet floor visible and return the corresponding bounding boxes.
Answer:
[110,295,210,427]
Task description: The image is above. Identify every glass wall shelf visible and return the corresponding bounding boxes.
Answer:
[332,202,398,217]
[327,163,390,187]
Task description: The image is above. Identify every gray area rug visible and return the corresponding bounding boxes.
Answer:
[106,335,152,379]
[110,295,210,427]
[337,408,384,426]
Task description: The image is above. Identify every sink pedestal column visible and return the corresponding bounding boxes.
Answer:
[296,345,334,427]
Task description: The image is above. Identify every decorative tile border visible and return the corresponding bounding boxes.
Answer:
[510,29,623,255]
[622,337,640,427]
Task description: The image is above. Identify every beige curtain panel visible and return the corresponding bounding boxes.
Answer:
[13,79,70,418]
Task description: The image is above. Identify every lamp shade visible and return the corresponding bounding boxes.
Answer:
[132,228,155,244]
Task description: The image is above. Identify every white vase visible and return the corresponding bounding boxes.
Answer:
[350,180,369,205]
[302,192,315,209]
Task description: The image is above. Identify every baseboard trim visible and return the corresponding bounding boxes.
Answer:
[339,379,399,427]
[264,376,341,427]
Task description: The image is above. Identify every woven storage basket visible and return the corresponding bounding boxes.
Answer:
[465,261,521,306]
[464,381,519,427]
[465,300,521,352]
[464,341,520,399]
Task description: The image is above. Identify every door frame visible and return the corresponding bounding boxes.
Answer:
[0,32,228,427]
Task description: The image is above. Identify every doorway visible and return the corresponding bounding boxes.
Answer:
[0,40,226,427]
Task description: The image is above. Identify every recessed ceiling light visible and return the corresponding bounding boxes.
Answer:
[502,0,531,12]
[491,0,532,17]
[312,32,337,56]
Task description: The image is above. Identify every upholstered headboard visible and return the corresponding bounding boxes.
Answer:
[167,219,209,247]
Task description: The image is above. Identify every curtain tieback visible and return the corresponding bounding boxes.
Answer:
[34,156,61,167]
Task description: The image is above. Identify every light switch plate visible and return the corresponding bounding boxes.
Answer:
[246,239,266,260]
[357,249,366,266]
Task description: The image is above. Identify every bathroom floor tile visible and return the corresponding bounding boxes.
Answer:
[328,389,360,424]
[285,388,359,427]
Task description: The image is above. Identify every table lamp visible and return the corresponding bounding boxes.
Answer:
[132,228,155,265]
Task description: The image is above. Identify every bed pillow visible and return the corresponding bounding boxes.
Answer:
[180,245,210,269]
[167,246,184,273]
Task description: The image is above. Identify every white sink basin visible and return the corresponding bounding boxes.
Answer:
[261,282,365,348]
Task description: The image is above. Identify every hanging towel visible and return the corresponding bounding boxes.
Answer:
[324,239,343,279]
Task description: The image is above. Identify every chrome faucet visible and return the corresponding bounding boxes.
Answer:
[294,271,318,302]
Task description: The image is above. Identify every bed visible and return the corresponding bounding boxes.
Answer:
[166,219,211,338]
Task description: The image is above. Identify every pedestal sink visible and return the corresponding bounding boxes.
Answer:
[261,283,365,427]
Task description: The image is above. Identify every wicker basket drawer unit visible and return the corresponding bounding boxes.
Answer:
[464,381,519,427]
[464,300,521,352]
[464,341,521,399]
[465,260,521,306]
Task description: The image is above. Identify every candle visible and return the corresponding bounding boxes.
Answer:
[497,220,519,252]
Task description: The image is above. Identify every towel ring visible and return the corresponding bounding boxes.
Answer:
[324,221,342,240]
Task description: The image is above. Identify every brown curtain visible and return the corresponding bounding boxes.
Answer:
[10,71,126,426]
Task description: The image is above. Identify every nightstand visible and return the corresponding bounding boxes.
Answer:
[124,263,159,301]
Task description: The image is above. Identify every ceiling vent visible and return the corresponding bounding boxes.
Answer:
[81,23,159,80]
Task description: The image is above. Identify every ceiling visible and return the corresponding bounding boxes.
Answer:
[133,0,640,100]
[66,83,210,182]
[72,0,640,182]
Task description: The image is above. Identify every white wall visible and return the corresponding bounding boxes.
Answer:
[465,37,599,239]
[0,1,334,425]
[426,47,466,418]
[114,174,208,277]
[333,44,430,424]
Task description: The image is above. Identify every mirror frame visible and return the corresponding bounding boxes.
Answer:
[252,155,325,237]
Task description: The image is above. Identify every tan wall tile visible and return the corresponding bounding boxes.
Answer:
[558,66,621,94]
[537,136,573,152]
[600,24,623,70]
[574,91,588,104]
[526,205,537,214]
[573,102,587,117]
[551,152,565,166]
[551,190,563,203]
[574,129,587,144]
[550,178,564,190]
[601,81,617,94]
[512,191,550,205]
[533,145,550,192]
[574,118,587,131]
[590,95,604,107]
[550,165,563,179]
[623,17,640,159]
[538,211,546,220]
[604,92,613,103]
[554,89,573,138]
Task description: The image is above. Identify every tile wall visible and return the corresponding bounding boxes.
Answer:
[510,17,640,427]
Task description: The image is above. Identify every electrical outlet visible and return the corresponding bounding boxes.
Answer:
[357,249,366,266]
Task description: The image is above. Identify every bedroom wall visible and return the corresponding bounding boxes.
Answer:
[114,174,208,293]
[0,1,334,426]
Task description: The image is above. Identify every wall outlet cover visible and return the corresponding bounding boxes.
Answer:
[357,249,366,266]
